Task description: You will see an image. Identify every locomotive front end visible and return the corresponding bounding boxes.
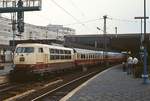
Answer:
[13,44,37,73]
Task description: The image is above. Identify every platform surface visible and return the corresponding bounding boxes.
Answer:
[0,63,13,76]
[61,65,150,101]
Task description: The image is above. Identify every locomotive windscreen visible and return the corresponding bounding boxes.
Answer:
[16,47,34,53]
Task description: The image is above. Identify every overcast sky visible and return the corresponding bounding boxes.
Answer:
[3,0,150,34]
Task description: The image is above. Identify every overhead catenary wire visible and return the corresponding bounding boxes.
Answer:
[107,17,150,32]
[64,18,103,26]
[107,16,150,25]
[50,0,85,27]
[101,16,142,34]
[108,17,138,23]
[48,0,98,33]
[66,0,85,17]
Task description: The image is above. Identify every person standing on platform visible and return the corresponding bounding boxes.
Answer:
[122,62,126,72]
[132,57,138,77]
[127,56,133,75]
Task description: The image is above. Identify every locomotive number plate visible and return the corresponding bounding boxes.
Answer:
[20,57,25,62]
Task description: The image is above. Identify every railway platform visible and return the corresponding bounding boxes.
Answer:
[0,63,13,76]
[61,64,150,101]
[0,63,12,84]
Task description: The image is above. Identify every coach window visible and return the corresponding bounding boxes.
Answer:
[96,54,99,59]
[69,55,71,59]
[91,54,93,59]
[82,54,85,59]
[54,49,58,54]
[65,55,68,59]
[62,50,65,54]
[56,55,59,59]
[50,55,54,60]
[64,50,67,54]
[61,55,65,59]
[81,54,83,59]
[65,55,71,59]
[68,55,71,59]
[89,54,91,59]
[94,55,96,59]
[60,50,63,54]
[53,49,56,54]
[85,54,88,59]
[90,54,92,59]
[77,53,80,59]
[50,49,54,54]
[68,51,71,54]
[38,48,43,53]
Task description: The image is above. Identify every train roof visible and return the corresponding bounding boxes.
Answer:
[107,52,123,56]
[73,48,103,54]
[16,43,73,51]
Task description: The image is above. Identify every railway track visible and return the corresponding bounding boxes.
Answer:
[0,75,9,85]
[0,79,63,101]
[31,71,98,101]
[0,83,20,93]
[0,82,33,100]
[1,65,108,101]
[0,82,9,88]
[13,65,106,101]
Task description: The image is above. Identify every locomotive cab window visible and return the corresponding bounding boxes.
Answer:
[38,48,43,53]
[16,47,34,53]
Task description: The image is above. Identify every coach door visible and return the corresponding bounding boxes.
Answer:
[36,47,45,63]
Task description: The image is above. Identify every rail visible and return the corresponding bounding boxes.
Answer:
[31,71,98,101]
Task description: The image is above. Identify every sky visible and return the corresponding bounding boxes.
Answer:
[3,0,150,35]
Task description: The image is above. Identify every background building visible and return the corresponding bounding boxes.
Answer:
[0,16,75,62]
[47,24,75,40]
[0,16,76,45]
[64,34,150,57]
